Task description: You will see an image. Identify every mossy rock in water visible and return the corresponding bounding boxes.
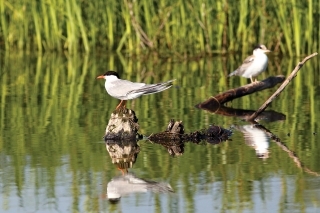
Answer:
[104,108,139,140]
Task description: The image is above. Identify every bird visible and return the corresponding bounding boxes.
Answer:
[97,71,175,109]
[228,44,271,83]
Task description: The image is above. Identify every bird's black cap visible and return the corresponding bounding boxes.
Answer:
[103,71,120,78]
[254,44,262,49]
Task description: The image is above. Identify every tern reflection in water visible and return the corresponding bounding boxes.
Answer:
[107,173,173,203]
[234,125,270,159]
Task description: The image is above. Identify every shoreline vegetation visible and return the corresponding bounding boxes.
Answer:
[0,0,319,56]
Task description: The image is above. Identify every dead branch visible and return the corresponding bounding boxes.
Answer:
[248,52,318,121]
[196,75,285,111]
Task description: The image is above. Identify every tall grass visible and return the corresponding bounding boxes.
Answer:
[0,0,318,56]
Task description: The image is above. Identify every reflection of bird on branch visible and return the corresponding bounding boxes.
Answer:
[233,125,270,159]
[107,173,173,203]
[255,124,320,176]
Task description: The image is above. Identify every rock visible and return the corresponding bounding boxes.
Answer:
[104,108,139,140]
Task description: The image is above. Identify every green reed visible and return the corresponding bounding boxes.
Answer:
[0,0,318,55]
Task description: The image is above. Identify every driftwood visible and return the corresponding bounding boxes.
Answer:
[195,75,285,112]
[248,52,318,121]
[148,119,232,156]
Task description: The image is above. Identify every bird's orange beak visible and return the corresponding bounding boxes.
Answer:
[97,75,104,79]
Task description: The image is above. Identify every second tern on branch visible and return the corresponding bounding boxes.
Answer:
[97,71,175,109]
[228,44,271,83]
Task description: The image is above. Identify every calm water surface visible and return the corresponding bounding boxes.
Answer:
[0,53,319,213]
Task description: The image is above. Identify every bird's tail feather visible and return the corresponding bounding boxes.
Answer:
[228,71,237,77]
[128,79,175,95]
[228,70,238,77]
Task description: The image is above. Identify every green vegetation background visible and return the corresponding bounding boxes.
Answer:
[0,0,318,56]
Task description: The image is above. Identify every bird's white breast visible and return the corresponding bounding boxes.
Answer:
[104,76,146,100]
[242,53,268,78]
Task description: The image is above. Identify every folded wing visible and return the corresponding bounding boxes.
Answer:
[127,79,175,96]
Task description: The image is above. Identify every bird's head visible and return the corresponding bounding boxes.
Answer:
[97,71,120,80]
[254,44,271,54]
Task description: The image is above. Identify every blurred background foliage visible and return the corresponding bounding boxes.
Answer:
[0,0,318,56]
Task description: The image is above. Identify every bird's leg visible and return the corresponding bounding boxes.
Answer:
[250,76,254,84]
[116,100,127,110]
[115,100,123,110]
[122,100,127,108]
[252,78,260,84]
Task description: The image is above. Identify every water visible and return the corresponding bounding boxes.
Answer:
[0,52,319,213]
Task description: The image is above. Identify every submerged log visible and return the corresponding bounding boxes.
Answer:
[104,108,139,140]
[148,119,184,142]
[148,119,232,149]
[148,120,185,156]
[195,75,285,112]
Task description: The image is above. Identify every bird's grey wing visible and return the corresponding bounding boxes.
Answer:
[108,80,146,97]
[229,55,255,76]
[242,55,255,64]
[127,79,175,95]
[238,55,255,72]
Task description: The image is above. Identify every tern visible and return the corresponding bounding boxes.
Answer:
[228,44,271,83]
[97,71,175,109]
